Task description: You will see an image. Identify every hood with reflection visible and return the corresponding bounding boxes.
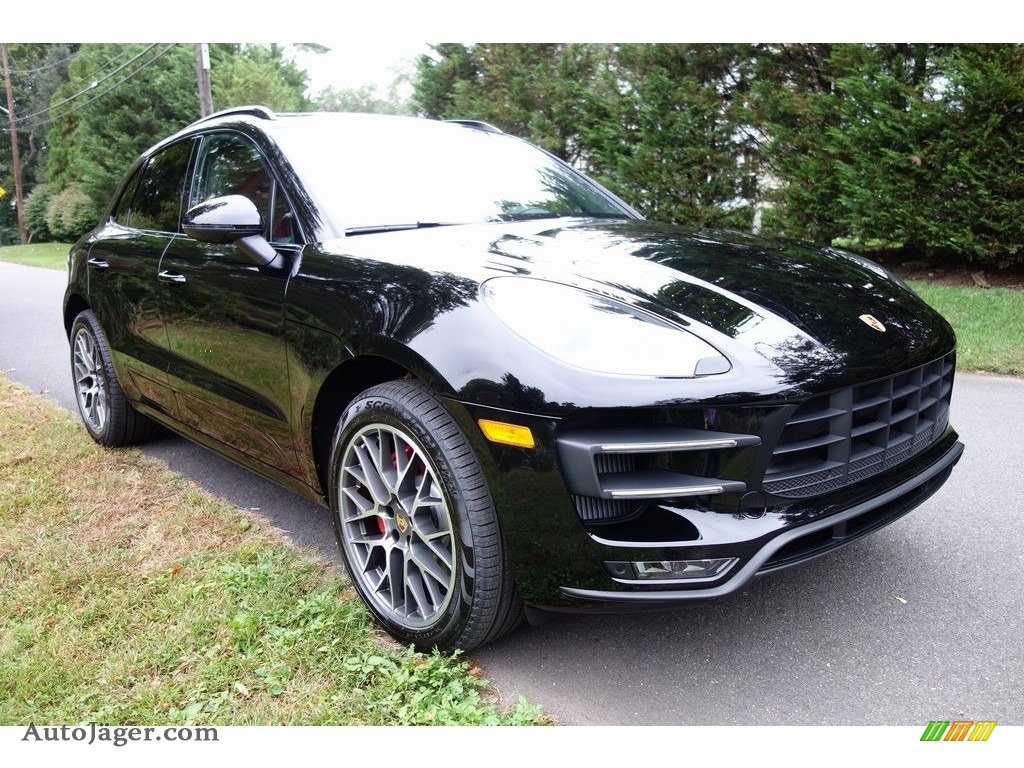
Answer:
[327,217,954,398]
[485,221,953,386]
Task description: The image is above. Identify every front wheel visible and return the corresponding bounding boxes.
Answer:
[328,380,523,652]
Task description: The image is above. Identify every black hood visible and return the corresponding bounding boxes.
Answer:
[480,220,955,388]
[322,218,956,398]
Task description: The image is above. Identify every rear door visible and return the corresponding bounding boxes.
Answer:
[85,138,196,417]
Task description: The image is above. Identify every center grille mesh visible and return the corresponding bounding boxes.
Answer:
[764,353,955,498]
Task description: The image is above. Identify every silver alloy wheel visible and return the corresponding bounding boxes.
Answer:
[337,423,456,628]
[72,326,109,436]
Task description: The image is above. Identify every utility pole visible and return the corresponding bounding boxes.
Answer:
[1,43,27,245]
[195,43,213,118]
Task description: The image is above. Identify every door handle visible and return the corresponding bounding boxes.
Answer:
[86,258,109,270]
[158,270,187,285]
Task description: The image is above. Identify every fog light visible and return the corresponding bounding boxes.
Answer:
[606,557,738,581]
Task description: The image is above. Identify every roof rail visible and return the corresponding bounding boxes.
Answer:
[187,105,276,128]
[444,118,503,134]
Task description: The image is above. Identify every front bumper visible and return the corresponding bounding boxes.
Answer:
[447,336,964,608]
[559,435,963,606]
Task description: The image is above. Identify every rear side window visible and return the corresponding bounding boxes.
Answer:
[111,167,143,227]
[128,140,194,233]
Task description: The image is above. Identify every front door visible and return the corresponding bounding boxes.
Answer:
[159,132,301,473]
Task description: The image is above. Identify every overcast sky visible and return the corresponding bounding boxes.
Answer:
[293,44,430,96]
[18,0,1012,46]
[10,2,1011,76]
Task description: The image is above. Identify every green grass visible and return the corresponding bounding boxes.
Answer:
[909,281,1024,377]
[0,242,70,270]
[0,377,544,726]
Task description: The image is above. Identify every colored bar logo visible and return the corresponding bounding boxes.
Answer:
[921,720,997,741]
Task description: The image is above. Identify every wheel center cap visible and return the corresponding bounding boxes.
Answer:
[395,513,410,535]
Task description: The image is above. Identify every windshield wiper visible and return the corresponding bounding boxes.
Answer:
[499,211,633,223]
[345,222,464,236]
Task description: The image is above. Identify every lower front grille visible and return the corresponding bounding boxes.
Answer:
[760,459,957,572]
[764,353,955,498]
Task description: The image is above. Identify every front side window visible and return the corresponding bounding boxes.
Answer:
[192,134,272,233]
[128,139,194,232]
[189,133,297,244]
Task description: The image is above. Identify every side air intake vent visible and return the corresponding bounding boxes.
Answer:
[557,426,761,522]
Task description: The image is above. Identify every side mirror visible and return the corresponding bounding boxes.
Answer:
[184,194,264,242]
[183,195,280,267]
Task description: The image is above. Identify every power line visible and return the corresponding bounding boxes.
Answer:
[4,45,78,75]
[13,45,178,133]
[14,44,162,124]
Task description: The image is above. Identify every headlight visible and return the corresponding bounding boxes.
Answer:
[481,277,730,377]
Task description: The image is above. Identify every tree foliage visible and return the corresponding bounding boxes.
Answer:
[45,182,96,241]
[413,42,1024,266]
[211,44,311,113]
[23,182,55,241]
[0,43,76,243]
[9,43,311,238]
[922,45,1024,264]
[414,43,601,163]
[45,45,197,216]
[8,43,1024,265]
[313,84,413,115]
[580,44,758,229]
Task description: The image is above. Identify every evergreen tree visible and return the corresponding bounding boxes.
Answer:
[44,44,197,224]
[0,43,77,243]
[581,44,758,229]
[922,45,1024,264]
[37,43,311,239]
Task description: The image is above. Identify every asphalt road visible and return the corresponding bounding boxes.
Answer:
[2,260,1021,726]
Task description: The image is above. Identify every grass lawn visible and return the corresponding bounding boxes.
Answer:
[909,281,1023,377]
[0,242,69,271]
[0,376,543,726]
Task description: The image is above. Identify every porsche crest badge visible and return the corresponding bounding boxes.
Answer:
[859,314,887,332]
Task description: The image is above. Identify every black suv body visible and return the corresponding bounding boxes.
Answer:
[64,107,964,650]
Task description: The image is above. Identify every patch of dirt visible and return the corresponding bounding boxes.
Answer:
[870,253,1024,289]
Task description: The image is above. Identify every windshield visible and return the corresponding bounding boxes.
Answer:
[270,114,635,235]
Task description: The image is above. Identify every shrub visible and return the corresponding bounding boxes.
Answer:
[24,183,56,242]
[45,183,99,242]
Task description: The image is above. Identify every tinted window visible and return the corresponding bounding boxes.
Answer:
[270,189,295,244]
[111,166,143,227]
[192,134,272,227]
[130,140,194,232]
[190,133,299,244]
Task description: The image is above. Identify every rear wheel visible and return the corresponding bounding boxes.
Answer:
[70,309,161,447]
[329,380,523,651]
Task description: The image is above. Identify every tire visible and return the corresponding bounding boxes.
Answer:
[328,380,523,652]
[70,309,161,447]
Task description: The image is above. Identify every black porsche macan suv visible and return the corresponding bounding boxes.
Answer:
[64,106,965,651]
